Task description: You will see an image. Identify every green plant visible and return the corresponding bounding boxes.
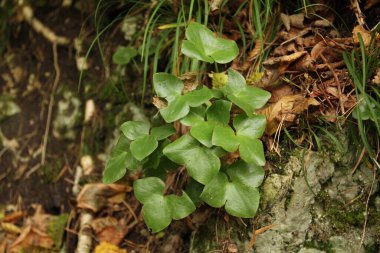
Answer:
[103,22,271,232]
[343,32,380,159]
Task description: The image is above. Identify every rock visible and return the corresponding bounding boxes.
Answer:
[261,173,292,208]
[327,170,360,203]
[329,235,364,253]
[255,152,335,252]
[298,248,325,253]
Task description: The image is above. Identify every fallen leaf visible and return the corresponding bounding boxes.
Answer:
[80,155,94,175]
[257,94,319,135]
[280,13,304,31]
[91,217,128,245]
[268,85,294,103]
[372,68,380,85]
[77,184,127,213]
[10,225,54,252]
[352,25,372,47]
[1,222,21,234]
[94,241,127,253]
[263,51,307,73]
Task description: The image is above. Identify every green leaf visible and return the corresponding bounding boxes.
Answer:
[190,121,215,147]
[112,46,138,65]
[185,179,204,206]
[238,137,265,166]
[166,194,196,219]
[151,125,176,140]
[134,177,165,203]
[207,100,232,124]
[234,115,266,139]
[130,135,158,161]
[180,106,206,126]
[225,183,260,218]
[103,135,140,184]
[160,96,190,123]
[120,121,150,140]
[222,69,271,115]
[181,23,239,64]
[142,196,171,233]
[134,177,195,232]
[153,73,184,101]
[225,68,246,91]
[182,40,213,63]
[183,86,213,107]
[226,160,264,188]
[212,125,239,152]
[201,164,261,218]
[200,172,228,207]
[163,134,220,184]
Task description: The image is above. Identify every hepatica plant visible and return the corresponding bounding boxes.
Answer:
[103,22,271,232]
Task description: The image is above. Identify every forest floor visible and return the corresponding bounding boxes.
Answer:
[0,1,379,252]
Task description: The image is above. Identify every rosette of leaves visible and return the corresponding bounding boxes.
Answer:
[102,22,272,233]
[189,103,267,166]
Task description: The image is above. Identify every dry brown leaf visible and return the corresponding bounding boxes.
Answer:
[1,222,21,234]
[280,13,304,31]
[372,68,380,85]
[152,96,167,110]
[257,94,319,135]
[77,184,127,213]
[80,155,94,175]
[263,51,307,73]
[10,225,54,252]
[180,71,199,93]
[268,85,294,103]
[210,0,224,11]
[91,217,128,245]
[352,25,372,47]
[292,53,314,72]
[280,13,291,31]
[94,241,127,253]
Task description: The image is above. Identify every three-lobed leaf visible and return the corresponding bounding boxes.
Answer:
[112,46,138,65]
[200,160,264,218]
[121,121,176,161]
[222,69,271,115]
[181,23,239,64]
[163,134,220,185]
[102,135,141,183]
[153,73,213,123]
[134,177,196,232]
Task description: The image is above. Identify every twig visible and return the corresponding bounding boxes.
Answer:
[246,224,277,252]
[21,4,70,45]
[351,147,366,175]
[359,158,379,248]
[75,211,94,253]
[351,0,367,28]
[41,43,60,165]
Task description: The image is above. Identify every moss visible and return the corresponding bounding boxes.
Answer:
[328,205,365,229]
[39,160,62,183]
[303,240,333,252]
